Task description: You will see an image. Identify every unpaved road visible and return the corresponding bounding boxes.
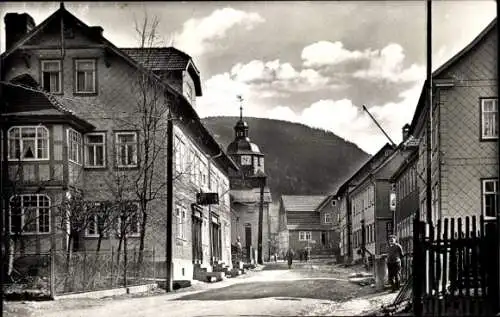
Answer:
[4,262,397,317]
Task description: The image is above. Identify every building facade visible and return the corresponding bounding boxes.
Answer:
[277,195,338,256]
[409,18,498,224]
[0,6,238,282]
[390,142,418,254]
[227,111,272,263]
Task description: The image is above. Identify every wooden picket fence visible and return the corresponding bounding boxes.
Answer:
[412,215,497,316]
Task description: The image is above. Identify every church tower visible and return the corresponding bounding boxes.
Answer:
[227,96,272,264]
[227,97,265,178]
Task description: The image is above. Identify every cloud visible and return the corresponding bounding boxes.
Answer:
[230,58,338,93]
[302,41,425,83]
[352,43,425,82]
[257,82,423,154]
[173,7,264,56]
[302,41,366,67]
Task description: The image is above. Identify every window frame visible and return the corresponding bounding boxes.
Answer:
[324,212,332,224]
[74,59,97,94]
[9,194,51,235]
[482,178,498,221]
[67,128,83,165]
[115,131,138,168]
[115,201,141,238]
[176,204,187,240]
[41,60,62,94]
[7,126,50,161]
[480,97,499,141]
[84,132,106,168]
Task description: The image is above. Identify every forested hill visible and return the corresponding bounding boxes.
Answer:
[202,117,371,201]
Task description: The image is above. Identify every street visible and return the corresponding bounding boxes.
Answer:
[4,261,397,317]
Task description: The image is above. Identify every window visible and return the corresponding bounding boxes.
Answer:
[481,98,498,139]
[8,126,49,160]
[41,60,62,93]
[482,179,498,219]
[10,194,51,234]
[68,129,82,164]
[84,133,106,168]
[299,231,312,241]
[75,59,96,93]
[174,136,185,172]
[176,205,186,239]
[86,202,109,237]
[115,132,138,167]
[188,149,196,182]
[324,213,332,224]
[116,202,140,237]
[241,155,252,165]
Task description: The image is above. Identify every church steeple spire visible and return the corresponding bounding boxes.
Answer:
[234,95,249,139]
[237,95,244,121]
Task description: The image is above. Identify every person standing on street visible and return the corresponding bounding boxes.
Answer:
[286,248,295,269]
[387,235,404,292]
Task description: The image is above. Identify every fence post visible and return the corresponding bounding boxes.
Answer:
[413,219,423,317]
[153,246,156,282]
[50,248,55,299]
[110,247,114,288]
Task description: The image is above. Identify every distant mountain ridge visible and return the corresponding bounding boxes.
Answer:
[202,116,371,201]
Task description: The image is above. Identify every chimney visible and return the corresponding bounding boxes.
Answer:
[402,124,410,141]
[4,13,35,51]
[89,26,103,38]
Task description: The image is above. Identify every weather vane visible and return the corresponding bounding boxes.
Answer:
[237,95,244,120]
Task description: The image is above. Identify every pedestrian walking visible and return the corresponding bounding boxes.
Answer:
[387,235,404,292]
[286,248,295,269]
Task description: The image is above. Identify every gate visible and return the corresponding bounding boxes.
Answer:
[412,215,497,316]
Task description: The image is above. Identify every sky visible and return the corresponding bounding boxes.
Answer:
[0,1,497,154]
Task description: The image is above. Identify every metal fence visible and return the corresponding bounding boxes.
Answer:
[54,248,158,295]
[4,247,160,298]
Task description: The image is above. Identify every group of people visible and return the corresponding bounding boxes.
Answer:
[283,247,311,269]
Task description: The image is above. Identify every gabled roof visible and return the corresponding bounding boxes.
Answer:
[409,18,497,135]
[433,18,497,78]
[121,47,202,96]
[390,148,418,182]
[1,74,94,130]
[121,47,191,71]
[281,195,327,212]
[333,143,395,197]
[1,4,237,172]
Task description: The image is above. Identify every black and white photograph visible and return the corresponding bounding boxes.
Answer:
[0,1,498,316]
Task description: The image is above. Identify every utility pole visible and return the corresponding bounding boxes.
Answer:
[425,0,433,226]
[257,176,266,265]
[165,111,173,292]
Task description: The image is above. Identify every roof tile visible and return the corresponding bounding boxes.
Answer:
[281,195,327,212]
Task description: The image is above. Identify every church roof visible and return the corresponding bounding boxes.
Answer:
[227,138,261,154]
[281,195,328,212]
[230,188,272,203]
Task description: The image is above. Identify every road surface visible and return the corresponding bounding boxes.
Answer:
[4,261,397,317]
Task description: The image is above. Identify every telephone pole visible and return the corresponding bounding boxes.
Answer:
[165,111,173,292]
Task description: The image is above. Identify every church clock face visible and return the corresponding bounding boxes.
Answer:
[241,155,252,165]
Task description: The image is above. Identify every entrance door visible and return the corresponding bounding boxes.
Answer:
[321,231,327,246]
[245,224,252,261]
[192,216,203,264]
